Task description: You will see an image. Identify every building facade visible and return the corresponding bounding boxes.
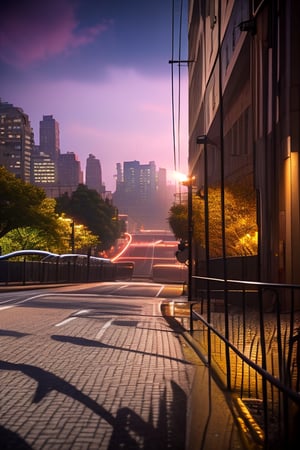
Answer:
[113,160,174,232]
[85,153,105,195]
[0,99,34,182]
[188,0,300,283]
[57,152,83,192]
[31,149,57,186]
[39,115,60,162]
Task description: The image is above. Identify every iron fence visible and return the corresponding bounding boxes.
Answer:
[190,276,300,450]
[0,259,134,285]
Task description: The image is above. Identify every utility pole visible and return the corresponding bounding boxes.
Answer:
[70,221,75,253]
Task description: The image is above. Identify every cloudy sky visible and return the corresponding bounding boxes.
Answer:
[0,0,188,192]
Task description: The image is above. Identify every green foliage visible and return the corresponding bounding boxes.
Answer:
[0,169,112,255]
[0,198,60,253]
[0,199,100,255]
[55,214,100,254]
[55,184,122,251]
[168,203,189,241]
[168,183,258,257]
[0,167,58,240]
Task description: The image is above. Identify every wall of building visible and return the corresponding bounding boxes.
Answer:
[188,0,300,283]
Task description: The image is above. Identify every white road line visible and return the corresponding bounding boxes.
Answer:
[0,293,48,311]
[74,309,90,315]
[114,284,129,291]
[55,309,90,327]
[55,317,77,327]
[96,318,114,340]
[155,285,164,297]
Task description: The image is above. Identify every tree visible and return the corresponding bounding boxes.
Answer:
[0,167,58,240]
[55,184,122,251]
[168,183,257,257]
[55,214,100,254]
[0,201,100,255]
[168,203,189,241]
[0,198,60,253]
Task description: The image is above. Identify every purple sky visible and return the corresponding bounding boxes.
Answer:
[0,0,188,192]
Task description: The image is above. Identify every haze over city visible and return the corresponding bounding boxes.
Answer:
[0,0,188,192]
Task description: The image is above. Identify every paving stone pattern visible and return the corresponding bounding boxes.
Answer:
[0,302,195,449]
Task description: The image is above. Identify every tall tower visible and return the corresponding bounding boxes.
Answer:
[85,154,104,194]
[39,115,60,162]
[31,151,57,186]
[139,161,156,200]
[123,160,140,194]
[57,152,82,189]
[0,99,34,182]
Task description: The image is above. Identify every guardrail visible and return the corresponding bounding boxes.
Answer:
[0,259,134,285]
[190,276,300,450]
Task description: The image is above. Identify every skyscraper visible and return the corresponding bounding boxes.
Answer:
[112,160,173,231]
[123,160,140,195]
[139,161,156,200]
[57,152,82,189]
[39,115,60,162]
[0,99,34,182]
[85,153,105,194]
[31,150,57,186]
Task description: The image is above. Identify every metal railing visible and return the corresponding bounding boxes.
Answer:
[0,259,134,285]
[190,276,300,450]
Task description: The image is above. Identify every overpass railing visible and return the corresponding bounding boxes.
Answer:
[0,258,134,285]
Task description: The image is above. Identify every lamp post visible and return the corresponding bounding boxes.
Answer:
[70,221,75,253]
[196,135,209,276]
[182,176,195,302]
[196,135,211,362]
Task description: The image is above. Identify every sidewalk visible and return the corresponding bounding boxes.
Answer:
[161,299,263,450]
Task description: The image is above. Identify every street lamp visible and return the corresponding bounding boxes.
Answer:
[196,134,211,363]
[196,135,210,277]
[182,176,195,302]
[70,221,75,253]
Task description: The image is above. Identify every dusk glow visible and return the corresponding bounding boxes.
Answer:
[0,0,188,192]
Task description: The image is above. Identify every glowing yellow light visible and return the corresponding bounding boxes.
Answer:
[169,171,190,183]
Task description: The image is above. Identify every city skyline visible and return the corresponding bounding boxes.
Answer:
[0,0,189,192]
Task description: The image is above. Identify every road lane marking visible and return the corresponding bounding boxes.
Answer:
[0,293,48,311]
[155,285,164,297]
[55,309,91,327]
[55,317,77,327]
[114,284,129,291]
[74,309,90,315]
[96,318,115,340]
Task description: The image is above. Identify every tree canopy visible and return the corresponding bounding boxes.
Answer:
[0,200,100,255]
[168,183,258,257]
[55,184,123,251]
[0,167,58,240]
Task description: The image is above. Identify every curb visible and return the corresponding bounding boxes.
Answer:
[0,283,77,293]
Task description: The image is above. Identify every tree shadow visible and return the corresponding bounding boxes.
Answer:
[51,334,190,365]
[0,361,187,449]
[0,425,32,449]
[108,381,187,449]
[0,329,30,338]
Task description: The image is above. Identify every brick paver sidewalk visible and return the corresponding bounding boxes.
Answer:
[0,297,244,449]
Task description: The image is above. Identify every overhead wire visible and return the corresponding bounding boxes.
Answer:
[170,0,186,176]
[177,0,183,173]
[171,0,177,172]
